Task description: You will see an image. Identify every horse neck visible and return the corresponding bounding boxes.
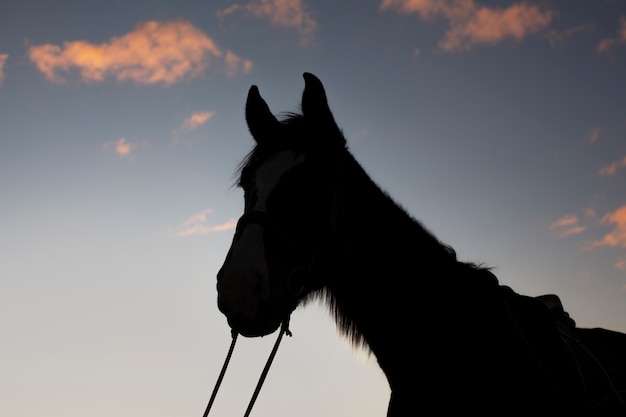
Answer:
[319,154,462,351]
[335,155,456,280]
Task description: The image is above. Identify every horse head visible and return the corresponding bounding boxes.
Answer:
[217,73,346,337]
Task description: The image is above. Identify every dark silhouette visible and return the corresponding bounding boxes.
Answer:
[217,73,626,415]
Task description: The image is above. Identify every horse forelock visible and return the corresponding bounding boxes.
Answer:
[235,112,345,188]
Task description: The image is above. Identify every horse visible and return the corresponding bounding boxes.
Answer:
[216,72,626,415]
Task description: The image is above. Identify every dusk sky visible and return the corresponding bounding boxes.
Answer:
[1,1,626,416]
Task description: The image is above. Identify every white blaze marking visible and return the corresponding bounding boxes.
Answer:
[253,150,306,212]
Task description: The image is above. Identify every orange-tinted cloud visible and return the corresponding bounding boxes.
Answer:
[27,20,253,85]
[172,110,216,146]
[169,209,236,237]
[597,154,626,177]
[585,126,603,145]
[550,214,586,238]
[546,23,595,49]
[0,53,7,85]
[380,0,553,52]
[589,205,626,249]
[181,111,215,131]
[598,16,626,54]
[102,137,140,157]
[219,0,317,46]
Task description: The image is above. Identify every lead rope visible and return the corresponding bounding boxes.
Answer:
[202,317,292,417]
[202,330,238,417]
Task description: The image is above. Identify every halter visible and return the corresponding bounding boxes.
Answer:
[236,209,315,299]
[206,160,344,416]
[203,211,313,417]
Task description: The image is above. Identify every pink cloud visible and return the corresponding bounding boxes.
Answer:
[102,137,141,157]
[598,16,626,54]
[0,54,7,85]
[590,205,626,249]
[585,126,603,145]
[380,0,553,52]
[219,0,317,46]
[181,208,214,226]
[546,23,595,49]
[28,20,253,85]
[597,154,626,177]
[172,110,216,146]
[169,209,236,237]
[181,111,215,131]
[550,214,586,238]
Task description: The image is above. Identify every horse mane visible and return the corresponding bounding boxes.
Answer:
[234,112,313,187]
[307,262,494,352]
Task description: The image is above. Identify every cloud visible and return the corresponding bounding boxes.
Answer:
[589,205,626,249]
[556,205,626,272]
[218,0,317,46]
[546,23,595,49]
[380,0,554,52]
[597,154,626,177]
[585,126,603,145]
[224,50,254,76]
[550,214,586,238]
[169,208,236,237]
[102,137,141,157]
[181,111,215,131]
[27,20,253,85]
[172,110,216,146]
[597,16,626,54]
[0,54,7,85]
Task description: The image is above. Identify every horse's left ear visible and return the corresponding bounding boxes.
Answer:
[246,85,280,145]
[302,73,346,147]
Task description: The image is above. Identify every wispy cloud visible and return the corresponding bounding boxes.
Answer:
[546,23,595,49]
[0,53,8,85]
[589,205,626,249]
[102,137,142,157]
[585,126,603,145]
[172,110,216,145]
[597,16,626,54]
[597,154,626,177]
[554,205,626,272]
[550,214,586,238]
[218,0,317,46]
[169,208,236,237]
[181,111,215,131]
[27,20,253,85]
[380,0,553,52]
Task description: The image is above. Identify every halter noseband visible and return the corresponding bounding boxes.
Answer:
[235,209,313,300]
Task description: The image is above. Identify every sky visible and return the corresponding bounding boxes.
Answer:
[1,0,626,415]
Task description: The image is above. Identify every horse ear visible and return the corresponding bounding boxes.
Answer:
[302,73,346,147]
[246,85,280,144]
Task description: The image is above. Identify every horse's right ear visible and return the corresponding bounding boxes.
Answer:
[246,85,280,145]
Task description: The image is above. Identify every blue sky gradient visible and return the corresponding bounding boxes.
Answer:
[1,1,626,415]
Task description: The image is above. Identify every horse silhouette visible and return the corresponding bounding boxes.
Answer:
[217,72,626,415]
